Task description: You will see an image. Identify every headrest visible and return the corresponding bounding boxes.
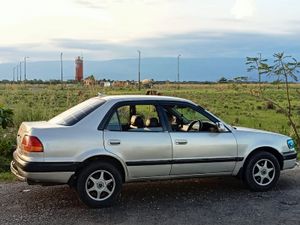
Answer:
[130,115,144,128]
[145,117,159,127]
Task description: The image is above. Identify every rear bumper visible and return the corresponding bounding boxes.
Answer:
[282,152,298,170]
[11,151,76,184]
[10,160,26,182]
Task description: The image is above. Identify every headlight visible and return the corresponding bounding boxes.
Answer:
[287,139,295,150]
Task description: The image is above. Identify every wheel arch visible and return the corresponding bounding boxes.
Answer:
[238,146,283,178]
[68,155,127,186]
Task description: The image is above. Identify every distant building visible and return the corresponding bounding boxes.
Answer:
[99,81,111,87]
[75,56,83,82]
[83,75,96,86]
[112,81,129,87]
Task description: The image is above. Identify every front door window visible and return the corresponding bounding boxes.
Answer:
[162,104,219,132]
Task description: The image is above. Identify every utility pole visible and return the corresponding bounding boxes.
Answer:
[24,56,29,81]
[13,67,16,82]
[137,50,141,91]
[177,54,181,89]
[16,65,19,82]
[19,62,22,81]
[60,52,63,87]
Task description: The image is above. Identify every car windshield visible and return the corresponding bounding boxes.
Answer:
[49,97,105,126]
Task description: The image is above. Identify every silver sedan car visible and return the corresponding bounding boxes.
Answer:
[11,95,297,207]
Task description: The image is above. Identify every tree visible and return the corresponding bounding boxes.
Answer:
[246,53,271,92]
[272,53,299,115]
[233,76,249,83]
[246,52,300,147]
[218,77,228,83]
[270,53,300,145]
[0,106,13,129]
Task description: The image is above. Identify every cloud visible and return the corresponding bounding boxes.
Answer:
[0,46,19,52]
[73,0,169,9]
[231,0,256,19]
[51,31,300,59]
[74,0,109,9]
[73,0,126,9]
[2,29,300,64]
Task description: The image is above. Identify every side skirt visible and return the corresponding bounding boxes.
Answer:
[125,171,233,183]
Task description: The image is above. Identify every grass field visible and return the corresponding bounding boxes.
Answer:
[0,83,299,179]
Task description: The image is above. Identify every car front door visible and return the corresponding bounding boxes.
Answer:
[162,103,238,175]
[103,102,173,178]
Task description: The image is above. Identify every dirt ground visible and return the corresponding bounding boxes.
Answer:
[0,167,300,225]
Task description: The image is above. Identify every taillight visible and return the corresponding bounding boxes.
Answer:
[21,135,44,152]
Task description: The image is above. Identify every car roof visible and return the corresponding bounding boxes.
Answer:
[100,95,195,104]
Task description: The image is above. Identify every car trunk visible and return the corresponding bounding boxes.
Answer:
[16,121,63,158]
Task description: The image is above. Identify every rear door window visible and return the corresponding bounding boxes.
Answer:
[105,103,163,132]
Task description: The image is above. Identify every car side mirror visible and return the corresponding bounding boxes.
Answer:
[216,122,227,132]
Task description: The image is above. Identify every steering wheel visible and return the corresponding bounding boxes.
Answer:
[187,120,203,132]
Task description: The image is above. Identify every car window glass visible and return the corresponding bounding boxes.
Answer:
[135,105,159,123]
[106,111,121,131]
[129,105,162,132]
[163,105,217,132]
[106,104,163,132]
[117,106,130,126]
[49,98,105,126]
[176,106,210,122]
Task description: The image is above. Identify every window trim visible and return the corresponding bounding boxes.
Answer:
[98,100,230,133]
[159,101,231,133]
[106,110,122,131]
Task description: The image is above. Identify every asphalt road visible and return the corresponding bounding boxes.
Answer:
[1,167,300,225]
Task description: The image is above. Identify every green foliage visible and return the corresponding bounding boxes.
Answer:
[246,52,300,148]
[0,172,15,181]
[0,106,13,129]
[0,131,15,172]
[246,55,270,74]
[0,83,299,175]
[272,53,299,82]
[233,76,248,82]
[218,77,228,83]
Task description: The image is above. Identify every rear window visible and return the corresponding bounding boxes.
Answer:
[49,97,105,126]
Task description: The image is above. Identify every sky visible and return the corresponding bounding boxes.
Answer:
[1,0,300,63]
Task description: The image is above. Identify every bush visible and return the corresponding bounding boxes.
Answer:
[0,106,13,129]
[265,101,275,110]
[0,106,15,172]
[276,108,285,114]
[0,131,16,172]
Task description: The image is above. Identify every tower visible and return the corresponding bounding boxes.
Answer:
[75,56,83,82]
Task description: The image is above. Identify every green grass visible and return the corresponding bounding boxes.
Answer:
[0,172,15,182]
[0,83,299,176]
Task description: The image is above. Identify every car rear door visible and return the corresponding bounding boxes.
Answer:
[102,102,173,178]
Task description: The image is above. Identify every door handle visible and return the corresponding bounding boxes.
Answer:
[108,139,121,145]
[175,139,188,145]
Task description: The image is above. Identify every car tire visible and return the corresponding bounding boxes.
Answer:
[76,162,122,208]
[244,151,280,191]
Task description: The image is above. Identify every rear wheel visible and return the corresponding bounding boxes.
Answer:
[77,162,122,208]
[244,151,280,191]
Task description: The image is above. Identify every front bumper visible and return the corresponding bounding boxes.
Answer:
[10,151,76,184]
[282,151,298,170]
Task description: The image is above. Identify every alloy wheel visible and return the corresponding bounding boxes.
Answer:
[85,170,116,201]
[252,159,275,186]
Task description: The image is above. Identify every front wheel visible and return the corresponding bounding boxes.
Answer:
[244,151,280,191]
[76,162,122,208]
